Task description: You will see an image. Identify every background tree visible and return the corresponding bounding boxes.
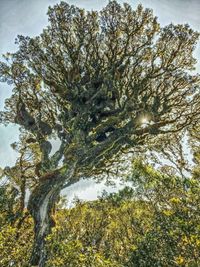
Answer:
[0,1,200,265]
[0,155,199,266]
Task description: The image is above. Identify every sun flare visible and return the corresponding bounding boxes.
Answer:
[140,117,150,126]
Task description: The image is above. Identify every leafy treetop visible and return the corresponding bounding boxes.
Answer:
[0,0,200,179]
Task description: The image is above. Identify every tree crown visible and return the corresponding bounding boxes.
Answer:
[0,0,200,179]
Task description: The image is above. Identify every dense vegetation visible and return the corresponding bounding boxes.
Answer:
[0,153,200,266]
[0,0,200,266]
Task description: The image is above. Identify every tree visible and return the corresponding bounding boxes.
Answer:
[126,158,200,267]
[0,157,199,266]
[0,1,200,265]
[3,134,40,216]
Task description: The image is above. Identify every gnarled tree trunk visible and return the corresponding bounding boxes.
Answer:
[27,165,76,266]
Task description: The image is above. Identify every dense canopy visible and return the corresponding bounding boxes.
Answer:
[0,1,200,266]
[1,1,199,177]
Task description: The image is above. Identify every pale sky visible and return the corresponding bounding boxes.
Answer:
[0,0,200,202]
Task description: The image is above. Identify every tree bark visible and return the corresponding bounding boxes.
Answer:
[19,177,26,213]
[27,165,76,266]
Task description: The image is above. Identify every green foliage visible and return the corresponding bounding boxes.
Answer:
[0,218,33,267]
[0,0,200,265]
[0,0,200,178]
[0,180,19,225]
[45,160,200,267]
[0,157,200,266]
[46,239,118,267]
[127,160,200,266]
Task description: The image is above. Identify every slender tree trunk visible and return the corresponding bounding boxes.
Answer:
[19,178,26,213]
[27,165,76,266]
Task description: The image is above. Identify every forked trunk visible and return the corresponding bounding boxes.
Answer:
[27,165,76,266]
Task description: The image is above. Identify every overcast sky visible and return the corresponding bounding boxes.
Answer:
[0,0,200,202]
